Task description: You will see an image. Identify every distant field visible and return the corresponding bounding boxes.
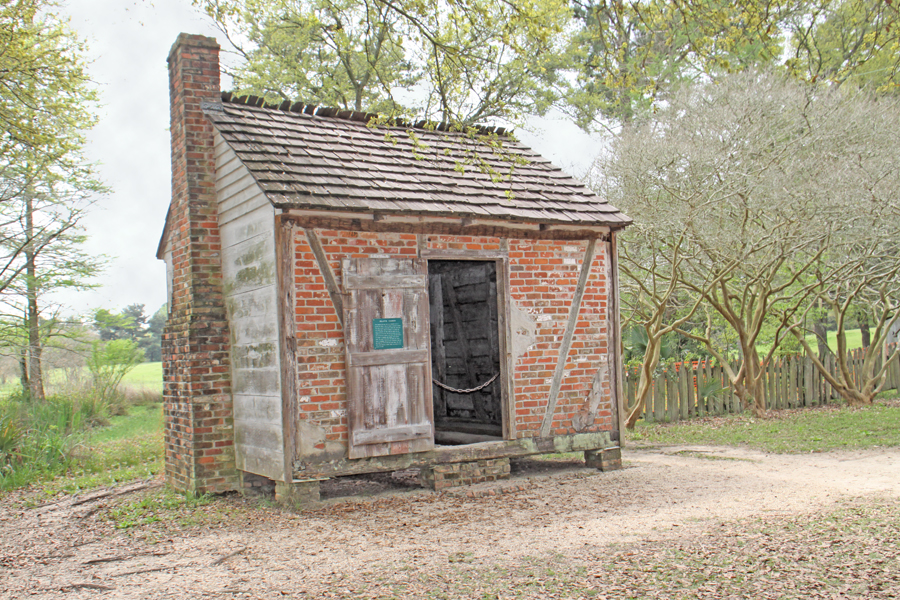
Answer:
[806,328,863,353]
[1,361,163,396]
[122,361,163,392]
[755,328,863,356]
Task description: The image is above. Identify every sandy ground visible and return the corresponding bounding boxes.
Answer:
[1,444,898,599]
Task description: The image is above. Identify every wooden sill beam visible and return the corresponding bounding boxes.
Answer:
[292,430,617,479]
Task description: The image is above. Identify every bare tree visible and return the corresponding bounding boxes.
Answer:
[606,211,720,428]
[790,250,900,405]
[599,71,900,417]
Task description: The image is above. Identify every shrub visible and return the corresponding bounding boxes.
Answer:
[0,411,24,465]
[125,388,164,406]
[0,352,163,491]
[87,340,143,407]
[0,388,104,490]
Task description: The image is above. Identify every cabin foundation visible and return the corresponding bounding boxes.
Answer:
[420,458,511,491]
[241,471,278,497]
[584,447,622,471]
[275,480,321,506]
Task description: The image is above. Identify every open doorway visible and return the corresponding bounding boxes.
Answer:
[428,260,503,445]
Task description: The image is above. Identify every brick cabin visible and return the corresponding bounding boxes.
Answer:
[158,33,632,500]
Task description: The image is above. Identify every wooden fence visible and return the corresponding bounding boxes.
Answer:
[625,343,900,423]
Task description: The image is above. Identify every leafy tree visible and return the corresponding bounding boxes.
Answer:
[93,306,141,342]
[120,304,148,338]
[0,1,106,400]
[204,0,415,113]
[566,0,900,129]
[0,1,95,160]
[196,0,569,125]
[566,0,793,126]
[787,0,900,91]
[87,339,144,405]
[92,304,164,362]
[143,305,166,363]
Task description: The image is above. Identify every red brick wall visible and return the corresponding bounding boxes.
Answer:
[508,239,613,437]
[162,34,237,494]
[290,228,614,452]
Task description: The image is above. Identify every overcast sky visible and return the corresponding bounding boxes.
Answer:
[58,0,600,317]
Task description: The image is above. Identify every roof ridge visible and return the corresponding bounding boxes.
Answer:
[220,91,510,137]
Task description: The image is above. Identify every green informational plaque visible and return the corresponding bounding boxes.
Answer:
[372,318,404,350]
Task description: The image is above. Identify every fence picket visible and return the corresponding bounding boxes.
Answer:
[653,377,664,422]
[667,369,677,423]
[624,342,899,425]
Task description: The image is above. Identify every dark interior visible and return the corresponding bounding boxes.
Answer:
[428,260,502,445]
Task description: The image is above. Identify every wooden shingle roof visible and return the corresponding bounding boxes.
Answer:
[205,94,631,227]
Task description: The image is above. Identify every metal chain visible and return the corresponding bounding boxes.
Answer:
[432,372,499,394]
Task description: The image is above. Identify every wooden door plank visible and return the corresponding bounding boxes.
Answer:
[344,273,427,290]
[400,264,434,455]
[487,272,500,422]
[348,348,430,367]
[343,257,435,459]
[443,271,482,416]
[352,422,433,446]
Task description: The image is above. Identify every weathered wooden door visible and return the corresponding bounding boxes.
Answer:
[342,257,434,459]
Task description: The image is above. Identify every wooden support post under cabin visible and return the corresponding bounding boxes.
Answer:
[584,447,622,471]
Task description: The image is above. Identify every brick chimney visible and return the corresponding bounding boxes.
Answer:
[161,34,237,494]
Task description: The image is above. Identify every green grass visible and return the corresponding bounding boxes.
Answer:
[43,403,163,495]
[103,488,211,530]
[627,397,900,453]
[88,401,162,444]
[2,401,164,495]
[809,327,863,353]
[121,361,162,392]
[0,361,163,397]
[754,327,863,357]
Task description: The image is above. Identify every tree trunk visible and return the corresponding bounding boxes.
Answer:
[733,343,767,417]
[814,320,829,361]
[859,313,871,348]
[18,342,28,393]
[25,191,44,401]
[624,334,661,429]
[837,384,873,406]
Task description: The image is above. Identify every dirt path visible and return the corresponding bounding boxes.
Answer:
[2,445,898,599]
